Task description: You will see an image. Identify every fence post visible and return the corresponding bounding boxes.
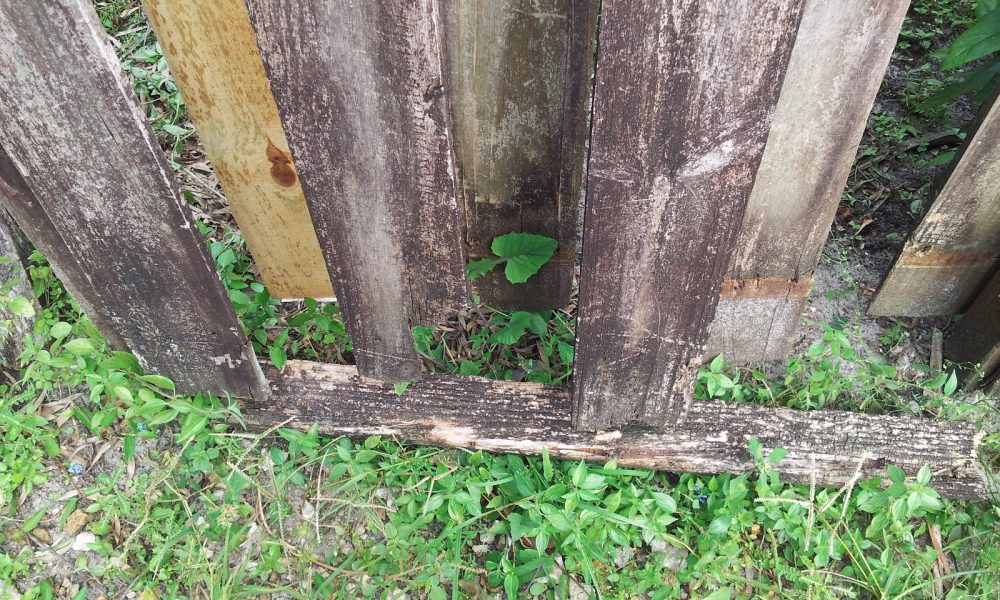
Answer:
[946,268,1000,389]
[439,0,596,310]
[0,207,33,368]
[870,88,1000,316]
[0,0,267,398]
[706,0,909,362]
[573,0,806,430]
[142,0,334,301]
[246,0,470,382]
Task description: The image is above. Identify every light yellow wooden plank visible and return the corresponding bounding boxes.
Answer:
[143,0,333,299]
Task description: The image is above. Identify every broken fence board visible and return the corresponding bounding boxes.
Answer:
[243,360,990,500]
[946,268,1000,388]
[707,0,909,363]
[441,0,596,310]
[142,0,333,301]
[574,0,806,430]
[0,0,266,398]
[247,0,469,382]
[869,89,1000,317]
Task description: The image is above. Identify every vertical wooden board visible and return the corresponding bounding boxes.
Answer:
[142,0,333,300]
[869,90,1000,316]
[0,145,127,351]
[705,0,909,363]
[0,206,33,368]
[246,0,469,382]
[440,0,596,310]
[0,1,266,398]
[573,0,805,430]
[946,268,1000,386]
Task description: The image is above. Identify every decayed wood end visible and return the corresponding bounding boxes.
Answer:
[441,0,596,310]
[574,0,806,430]
[142,0,333,300]
[246,0,469,382]
[708,0,907,364]
[0,146,127,350]
[242,360,990,499]
[0,207,33,367]
[947,268,1000,387]
[0,0,266,399]
[870,91,1000,317]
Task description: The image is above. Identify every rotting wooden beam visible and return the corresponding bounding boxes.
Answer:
[869,88,1000,317]
[242,360,991,500]
[707,0,909,363]
[573,0,806,430]
[143,0,334,300]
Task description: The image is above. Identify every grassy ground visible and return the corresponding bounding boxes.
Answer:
[0,0,998,598]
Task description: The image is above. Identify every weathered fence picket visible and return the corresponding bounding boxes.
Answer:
[947,268,1000,389]
[573,0,807,430]
[440,1,596,311]
[0,207,32,367]
[246,0,469,382]
[142,0,334,301]
[706,0,909,363]
[0,0,266,398]
[870,89,1000,316]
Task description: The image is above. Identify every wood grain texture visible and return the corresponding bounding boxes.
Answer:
[0,207,33,368]
[0,0,266,398]
[706,0,909,363]
[142,0,333,300]
[246,0,469,382]
[0,145,127,350]
[870,90,1000,316]
[947,268,1000,387]
[574,0,806,430]
[242,360,990,499]
[441,0,596,310]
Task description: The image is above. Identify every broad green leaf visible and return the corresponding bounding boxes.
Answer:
[651,491,677,514]
[63,338,96,356]
[394,381,410,396]
[490,311,534,345]
[22,504,47,532]
[458,360,480,376]
[466,258,503,281]
[269,345,288,370]
[887,464,906,486]
[491,232,558,284]
[917,464,932,486]
[767,447,788,465]
[943,370,959,396]
[141,374,176,391]
[9,295,35,318]
[50,321,72,338]
[101,351,142,373]
[941,8,1000,69]
[708,514,732,536]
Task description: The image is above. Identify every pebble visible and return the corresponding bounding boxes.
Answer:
[64,510,89,536]
[71,531,96,552]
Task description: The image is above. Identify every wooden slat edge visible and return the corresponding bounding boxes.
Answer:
[242,360,991,500]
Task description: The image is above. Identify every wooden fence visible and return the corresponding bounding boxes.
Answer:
[0,0,994,499]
